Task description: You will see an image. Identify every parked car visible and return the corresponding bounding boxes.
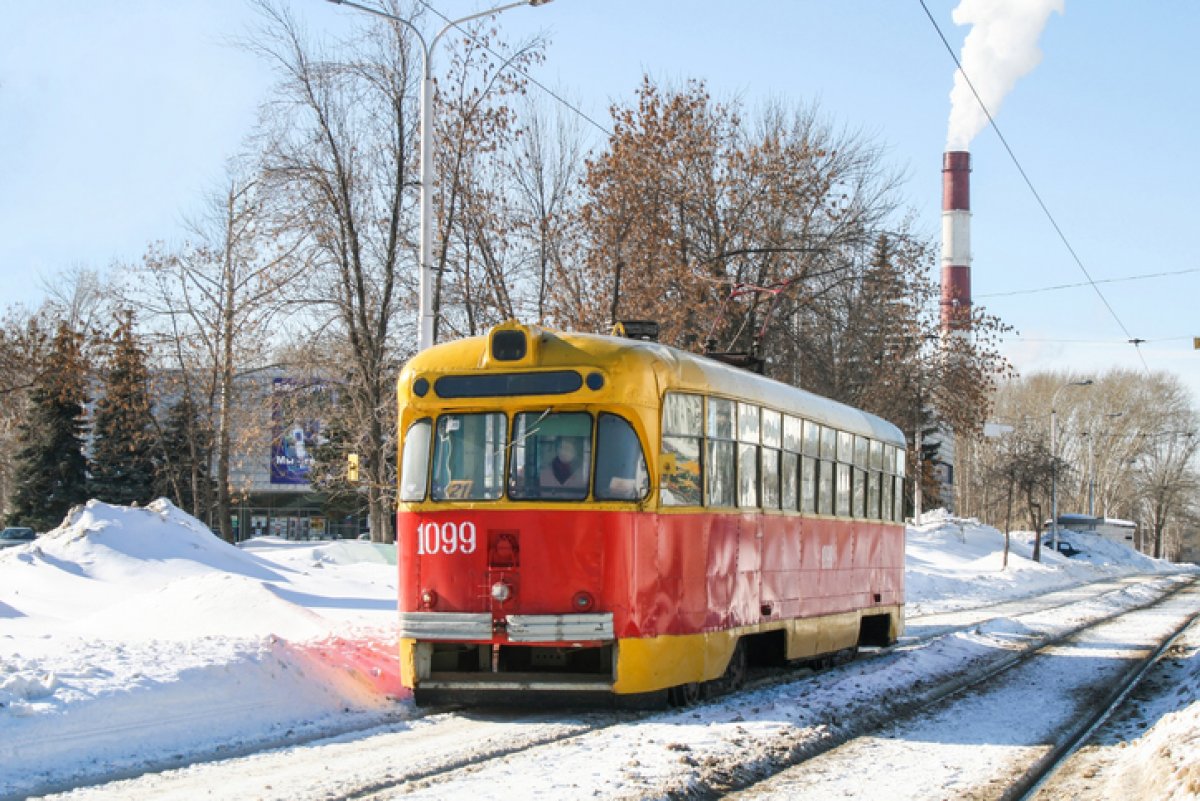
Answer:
[0,526,36,548]
[1043,539,1083,558]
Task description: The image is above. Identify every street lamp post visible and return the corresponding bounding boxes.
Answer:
[1049,379,1093,556]
[326,0,553,352]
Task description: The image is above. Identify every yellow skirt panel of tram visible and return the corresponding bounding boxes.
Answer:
[613,630,740,693]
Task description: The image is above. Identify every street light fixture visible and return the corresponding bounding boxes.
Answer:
[1049,378,1093,556]
[326,0,553,352]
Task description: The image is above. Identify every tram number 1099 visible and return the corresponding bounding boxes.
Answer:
[415,521,478,555]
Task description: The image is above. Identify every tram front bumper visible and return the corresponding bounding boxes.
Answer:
[398,611,614,641]
[399,611,620,703]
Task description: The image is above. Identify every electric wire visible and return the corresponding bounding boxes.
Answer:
[917,0,1151,373]
[1014,336,1190,345]
[977,267,1200,299]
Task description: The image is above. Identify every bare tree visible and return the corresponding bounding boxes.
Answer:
[428,26,544,340]
[249,1,419,542]
[129,161,300,537]
[966,369,1199,559]
[509,95,585,324]
[40,265,121,337]
[248,2,543,541]
[987,431,1063,563]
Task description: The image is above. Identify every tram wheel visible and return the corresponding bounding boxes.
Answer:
[723,639,748,692]
[668,682,702,707]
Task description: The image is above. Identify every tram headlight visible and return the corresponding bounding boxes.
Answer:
[572,591,595,612]
[420,589,438,609]
[490,581,513,603]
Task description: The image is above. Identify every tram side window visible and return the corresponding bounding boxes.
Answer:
[661,393,703,506]
[431,413,507,501]
[817,459,834,515]
[706,398,736,507]
[852,468,866,518]
[737,403,760,507]
[873,470,883,520]
[510,412,592,500]
[836,462,851,517]
[399,418,432,501]
[802,419,820,458]
[800,455,817,514]
[784,415,802,451]
[762,446,781,509]
[870,440,884,472]
[781,451,798,510]
[761,409,781,509]
[782,415,802,511]
[838,430,854,465]
[596,414,649,501]
[882,470,894,522]
[820,425,837,461]
[894,475,905,521]
[854,435,869,471]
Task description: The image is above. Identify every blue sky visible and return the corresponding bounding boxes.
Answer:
[2,1,1198,399]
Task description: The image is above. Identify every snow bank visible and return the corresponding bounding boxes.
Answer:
[905,511,1180,616]
[0,499,403,797]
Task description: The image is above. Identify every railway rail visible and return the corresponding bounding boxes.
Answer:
[724,574,1200,800]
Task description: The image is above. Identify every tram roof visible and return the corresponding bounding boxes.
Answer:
[400,324,905,447]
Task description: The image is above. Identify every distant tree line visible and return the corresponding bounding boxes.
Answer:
[0,2,1192,556]
[957,369,1199,561]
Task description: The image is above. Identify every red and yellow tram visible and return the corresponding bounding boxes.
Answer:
[395,321,906,705]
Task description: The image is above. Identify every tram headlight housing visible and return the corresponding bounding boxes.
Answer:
[572,591,595,612]
[420,589,438,609]
[490,581,513,603]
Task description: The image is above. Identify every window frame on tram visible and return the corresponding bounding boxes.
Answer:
[397,408,650,504]
[658,391,905,523]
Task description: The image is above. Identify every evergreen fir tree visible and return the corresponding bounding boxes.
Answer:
[89,314,156,506]
[9,323,90,531]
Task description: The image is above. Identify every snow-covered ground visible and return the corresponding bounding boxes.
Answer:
[0,500,406,798]
[0,501,1195,799]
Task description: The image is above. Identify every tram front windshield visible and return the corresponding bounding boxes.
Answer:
[402,410,648,502]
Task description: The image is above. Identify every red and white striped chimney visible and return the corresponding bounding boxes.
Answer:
[941,151,972,333]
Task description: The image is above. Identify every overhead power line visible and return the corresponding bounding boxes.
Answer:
[917,0,1150,373]
[1013,336,1191,345]
[978,266,1200,299]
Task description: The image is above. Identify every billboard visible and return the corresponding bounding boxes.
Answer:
[270,378,326,485]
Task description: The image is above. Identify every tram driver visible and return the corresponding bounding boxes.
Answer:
[539,436,588,493]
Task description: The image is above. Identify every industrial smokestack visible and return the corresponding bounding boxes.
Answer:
[941,150,971,333]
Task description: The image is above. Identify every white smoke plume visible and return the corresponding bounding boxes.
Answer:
[946,0,1065,151]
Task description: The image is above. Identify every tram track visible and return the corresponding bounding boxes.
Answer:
[1016,611,1200,800]
[717,574,1200,801]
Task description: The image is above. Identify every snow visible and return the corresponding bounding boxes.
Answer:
[0,500,405,797]
[0,499,1196,799]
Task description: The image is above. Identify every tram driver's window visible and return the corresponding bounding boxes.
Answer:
[399,418,432,501]
[431,413,506,501]
[510,411,592,500]
[596,414,649,501]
